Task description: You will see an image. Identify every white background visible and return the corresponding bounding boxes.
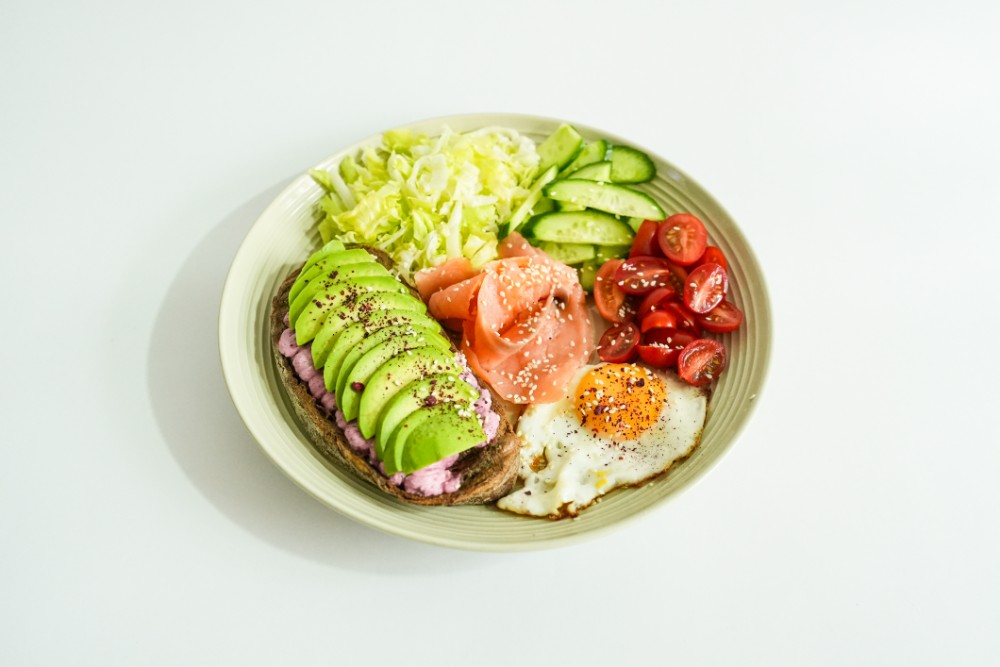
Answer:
[3,1,999,664]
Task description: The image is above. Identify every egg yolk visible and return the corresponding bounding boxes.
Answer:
[574,364,667,440]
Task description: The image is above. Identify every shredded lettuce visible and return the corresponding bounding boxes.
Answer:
[309,126,540,283]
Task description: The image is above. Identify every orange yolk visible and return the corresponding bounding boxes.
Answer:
[574,364,667,440]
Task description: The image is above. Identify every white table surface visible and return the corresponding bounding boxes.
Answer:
[3,1,999,664]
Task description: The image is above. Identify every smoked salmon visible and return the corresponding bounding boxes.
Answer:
[413,256,478,303]
[417,233,593,403]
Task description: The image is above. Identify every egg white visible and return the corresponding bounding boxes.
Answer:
[497,363,708,518]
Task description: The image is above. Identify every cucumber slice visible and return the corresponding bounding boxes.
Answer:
[506,165,558,235]
[537,124,584,172]
[533,197,556,215]
[555,199,586,212]
[544,179,665,220]
[626,216,645,232]
[568,161,612,181]
[578,263,598,292]
[608,145,656,184]
[500,198,558,239]
[558,139,608,179]
[525,211,635,246]
[593,244,630,263]
[539,242,596,265]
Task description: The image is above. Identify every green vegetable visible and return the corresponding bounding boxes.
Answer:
[578,263,598,292]
[310,127,540,282]
[567,161,612,181]
[558,139,608,179]
[523,211,635,246]
[506,165,559,236]
[538,242,597,265]
[593,244,630,263]
[536,123,584,172]
[608,145,656,183]
[544,179,665,219]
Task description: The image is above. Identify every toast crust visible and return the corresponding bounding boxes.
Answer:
[269,250,521,506]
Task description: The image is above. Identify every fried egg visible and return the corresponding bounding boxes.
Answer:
[497,363,708,518]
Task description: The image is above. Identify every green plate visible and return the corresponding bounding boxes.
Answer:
[219,113,772,551]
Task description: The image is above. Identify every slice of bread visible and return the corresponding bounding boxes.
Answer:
[269,248,521,506]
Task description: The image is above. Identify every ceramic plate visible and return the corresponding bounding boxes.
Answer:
[219,113,771,551]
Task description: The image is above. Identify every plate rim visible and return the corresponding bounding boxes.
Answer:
[219,111,773,551]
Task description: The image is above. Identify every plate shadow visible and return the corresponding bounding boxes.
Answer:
[146,183,506,572]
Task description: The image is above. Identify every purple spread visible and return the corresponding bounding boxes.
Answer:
[278,327,500,497]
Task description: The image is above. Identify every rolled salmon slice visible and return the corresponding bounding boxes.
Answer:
[421,233,594,404]
[427,272,486,322]
[414,256,478,301]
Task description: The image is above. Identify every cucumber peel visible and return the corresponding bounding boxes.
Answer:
[608,145,656,184]
[544,179,665,220]
[537,123,584,172]
[524,210,635,246]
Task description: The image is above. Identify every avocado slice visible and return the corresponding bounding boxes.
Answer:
[383,400,485,475]
[333,324,450,398]
[353,289,426,315]
[382,404,440,475]
[294,276,411,345]
[358,349,464,440]
[288,248,375,303]
[311,290,428,364]
[323,322,368,393]
[289,261,391,324]
[336,330,453,421]
[298,239,346,276]
[374,372,479,459]
[400,403,486,474]
[312,307,438,369]
[322,319,443,390]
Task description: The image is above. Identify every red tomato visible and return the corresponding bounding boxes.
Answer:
[640,310,677,332]
[629,219,662,258]
[683,263,729,314]
[678,338,728,386]
[594,259,631,323]
[636,286,678,323]
[636,329,696,368]
[614,256,676,295]
[697,300,744,333]
[663,261,689,294]
[657,213,708,266]
[661,300,703,337]
[598,321,640,363]
[695,246,728,271]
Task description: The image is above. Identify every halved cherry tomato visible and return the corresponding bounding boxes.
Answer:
[594,259,631,323]
[697,300,744,333]
[695,246,728,271]
[629,219,662,258]
[637,329,696,368]
[661,300,703,337]
[598,321,640,363]
[678,338,727,386]
[683,262,729,314]
[640,310,677,332]
[663,261,688,294]
[657,213,708,266]
[636,286,678,323]
[614,256,675,295]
